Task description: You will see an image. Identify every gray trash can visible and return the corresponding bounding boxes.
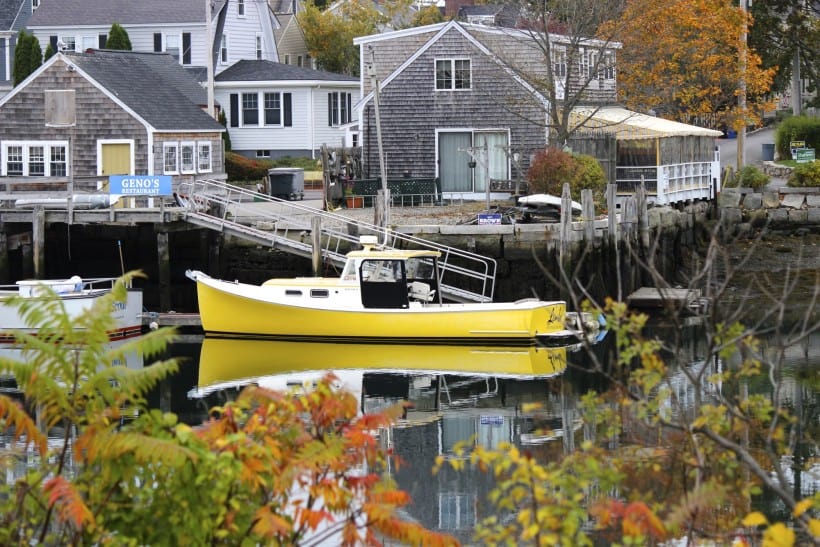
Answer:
[266,168,304,200]
[761,143,775,161]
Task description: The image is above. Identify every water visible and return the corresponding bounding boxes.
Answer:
[152,322,819,544]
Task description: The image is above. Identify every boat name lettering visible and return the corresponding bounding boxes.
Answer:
[112,301,126,311]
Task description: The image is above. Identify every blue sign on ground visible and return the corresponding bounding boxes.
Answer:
[109,175,172,196]
[478,213,502,225]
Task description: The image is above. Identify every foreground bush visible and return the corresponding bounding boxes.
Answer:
[725,165,770,190]
[0,273,455,546]
[527,147,607,208]
[788,161,820,187]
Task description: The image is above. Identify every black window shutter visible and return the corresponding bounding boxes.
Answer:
[153,33,162,52]
[327,94,332,126]
[346,93,351,124]
[98,34,107,48]
[229,94,239,127]
[283,93,292,127]
[50,35,58,51]
[182,33,191,64]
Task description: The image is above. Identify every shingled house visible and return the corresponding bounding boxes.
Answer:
[0,49,225,197]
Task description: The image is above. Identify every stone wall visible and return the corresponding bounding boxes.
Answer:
[717,187,820,230]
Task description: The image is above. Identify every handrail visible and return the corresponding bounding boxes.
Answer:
[177,179,497,303]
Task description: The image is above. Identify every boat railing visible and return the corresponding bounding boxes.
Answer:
[177,179,497,303]
[0,276,124,296]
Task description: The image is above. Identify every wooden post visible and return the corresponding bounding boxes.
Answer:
[606,184,617,242]
[637,179,650,250]
[311,216,322,275]
[0,228,8,283]
[156,231,171,311]
[32,206,45,279]
[581,189,594,243]
[559,183,572,261]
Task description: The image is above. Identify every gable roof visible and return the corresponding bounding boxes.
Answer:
[0,0,30,31]
[215,59,357,83]
[26,0,226,26]
[64,50,223,131]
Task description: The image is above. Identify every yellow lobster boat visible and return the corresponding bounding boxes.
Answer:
[186,237,569,345]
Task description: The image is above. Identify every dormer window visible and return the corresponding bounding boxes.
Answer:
[32,0,39,10]
[435,59,471,91]
[238,0,245,16]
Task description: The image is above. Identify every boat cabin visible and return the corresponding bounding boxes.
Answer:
[340,237,441,309]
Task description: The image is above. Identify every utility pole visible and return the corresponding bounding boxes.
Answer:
[367,46,390,233]
[737,0,747,172]
[206,0,215,119]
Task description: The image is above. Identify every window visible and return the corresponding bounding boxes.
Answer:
[601,53,615,80]
[242,93,259,125]
[328,92,352,126]
[256,35,262,60]
[438,494,476,530]
[589,51,598,79]
[579,49,590,78]
[166,34,180,62]
[284,54,290,65]
[297,55,303,67]
[552,47,567,78]
[50,146,66,176]
[180,142,195,173]
[60,35,76,52]
[81,35,96,52]
[32,0,40,10]
[163,143,179,174]
[28,146,45,176]
[237,0,245,16]
[264,92,281,125]
[256,150,271,158]
[2,142,68,177]
[435,59,471,90]
[220,35,228,64]
[6,145,23,176]
[198,142,212,172]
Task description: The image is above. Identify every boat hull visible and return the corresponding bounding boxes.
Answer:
[195,276,565,344]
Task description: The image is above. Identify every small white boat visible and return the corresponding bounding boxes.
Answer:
[516,193,582,222]
[14,194,119,209]
[187,236,572,344]
[0,276,143,343]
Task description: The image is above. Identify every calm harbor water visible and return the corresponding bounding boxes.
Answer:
[150,319,819,544]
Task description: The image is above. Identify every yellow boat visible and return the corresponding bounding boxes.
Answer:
[187,237,569,344]
[193,337,567,396]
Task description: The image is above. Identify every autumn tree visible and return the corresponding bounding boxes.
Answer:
[0,273,455,546]
[612,0,776,130]
[298,0,387,76]
[105,23,132,50]
[410,5,444,28]
[748,0,820,111]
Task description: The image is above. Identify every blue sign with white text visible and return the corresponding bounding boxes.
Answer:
[109,175,173,196]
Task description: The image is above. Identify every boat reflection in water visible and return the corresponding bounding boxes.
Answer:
[190,337,568,399]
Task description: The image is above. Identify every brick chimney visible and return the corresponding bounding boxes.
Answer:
[445,0,474,18]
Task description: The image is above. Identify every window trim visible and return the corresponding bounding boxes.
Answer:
[256,34,262,60]
[180,141,196,174]
[263,92,282,126]
[237,0,245,17]
[435,58,471,91]
[242,92,259,126]
[162,142,179,175]
[220,35,228,64]
[328,91,352,127]
[552,46,567,78]
[2,140,69,177]
[197,141,213,173]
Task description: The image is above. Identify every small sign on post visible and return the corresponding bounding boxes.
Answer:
[109,175,173,196]
[796,148,815,163]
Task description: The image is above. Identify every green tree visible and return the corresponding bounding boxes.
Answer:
[13,31,36,85]
[410,5,444,27]
[297,0,385,76]
[528,148,606,206]
[218,108,231,152]
[43,42,56,62]
[105,22,132,51]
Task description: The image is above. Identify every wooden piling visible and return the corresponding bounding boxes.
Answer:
[157,231,171,311]
[311,216,322,275]
[32,206,45,278]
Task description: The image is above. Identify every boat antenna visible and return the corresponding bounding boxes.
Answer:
[118,240,125,277]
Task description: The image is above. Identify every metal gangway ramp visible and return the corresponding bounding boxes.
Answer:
[177,179,497,303]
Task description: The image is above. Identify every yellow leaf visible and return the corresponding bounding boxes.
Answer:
[808,519,820,538]
[792,498,813,517]
[742,512,768,527]
[762,523,795,547]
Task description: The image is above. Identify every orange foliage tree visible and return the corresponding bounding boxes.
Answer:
[610,0,776,130]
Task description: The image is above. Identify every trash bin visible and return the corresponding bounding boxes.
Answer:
[266,168,304,200]
[761,143,775,161]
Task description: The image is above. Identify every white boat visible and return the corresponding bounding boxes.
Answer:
[187,236,574,345]
[516,193,582,222]
[14,194,119,209]
[0,276,143,344]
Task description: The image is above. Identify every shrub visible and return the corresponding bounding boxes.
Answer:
[788,161,820,187]
[527,148,607,207]
[225,152,270,182]
[774,115,820,159]
[735,165,770,190]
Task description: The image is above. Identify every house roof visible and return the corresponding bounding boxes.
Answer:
[215,59,357,83]
[26,0,226,26]
[0,0,30,31]
[571,107,723,140]
[65,50,223,131]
